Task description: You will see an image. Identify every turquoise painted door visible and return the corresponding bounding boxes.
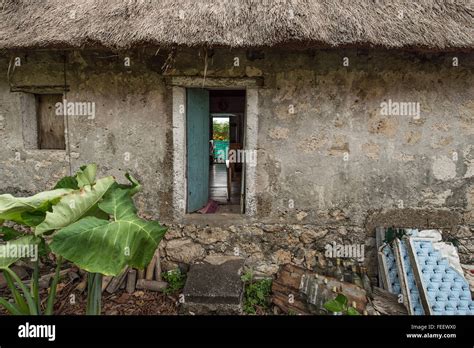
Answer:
[186,89,210,212]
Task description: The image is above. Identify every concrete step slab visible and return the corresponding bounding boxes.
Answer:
[181,257,245,314]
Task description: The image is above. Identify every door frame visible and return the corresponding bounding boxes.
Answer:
[171,77,260,219]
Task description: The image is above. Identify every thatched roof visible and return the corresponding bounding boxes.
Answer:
[0,0,473,51]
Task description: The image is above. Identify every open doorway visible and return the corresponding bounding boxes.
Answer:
[186,89,246,214]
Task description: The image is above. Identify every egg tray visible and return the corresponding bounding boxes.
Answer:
[376,228,418,294]
[406,237,474,315]
[378,243,402,295]
[393,238,425,315]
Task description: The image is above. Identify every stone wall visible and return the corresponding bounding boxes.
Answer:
[160,217,473,279]
[0,51,174,218]
[0,48,472,274]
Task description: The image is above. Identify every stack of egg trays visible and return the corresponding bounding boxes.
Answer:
[407,237,474,315]
[393,238,425,315]
[378,243,402,295]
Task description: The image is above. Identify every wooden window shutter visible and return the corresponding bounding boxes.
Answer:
[36,94,65,150]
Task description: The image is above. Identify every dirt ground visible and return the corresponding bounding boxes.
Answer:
[0,263,179,315]
[56,288,179,315]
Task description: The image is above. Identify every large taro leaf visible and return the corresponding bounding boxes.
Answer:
[50,187,167,276]
[118,173,142,196]
[0,226,22,241]
[35,176,115,235]
[0,235,40,269]
[54,176,78,190]
[53,164,97,190]
[76,164,97,188]
[0,189,73,225]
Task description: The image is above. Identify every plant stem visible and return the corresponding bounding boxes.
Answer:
[45,256,63,315]
[0,297,22,315]
[5,268,38,315]
[31,257,40,314]
[3,270,28,314]
[86,272,102,315]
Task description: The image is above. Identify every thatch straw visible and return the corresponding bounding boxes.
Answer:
[0,0,472,51]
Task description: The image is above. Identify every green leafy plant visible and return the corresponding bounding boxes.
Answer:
[0,234,62,315]
[241,270,272,315]
[162,269,186,295]
[323,294,360,315]
[384,227,407,244]
[0,164,167,315]
[0,226,23,241]
[212,120,230,141]
[444,236,460,248]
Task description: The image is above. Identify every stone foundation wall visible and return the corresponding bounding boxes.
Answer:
[159,219,473,278]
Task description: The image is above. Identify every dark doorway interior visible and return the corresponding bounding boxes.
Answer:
[209,90,245,214]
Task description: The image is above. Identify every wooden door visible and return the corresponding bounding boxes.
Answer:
[186,89,210,212]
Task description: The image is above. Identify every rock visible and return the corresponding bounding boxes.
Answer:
[161,260,179,272]
[164,227,183,240]
[296,211,308,221]
[292,247,307,266]
[243,226,264,236]
[272,249,292,265]
[456,226,472,238]
[254,262,279,276]
[304,250,318,269]
[294,248,306,260]
[300,228,328,244]
[246,252,265,263]
[195,227,229,245]
[182,225,197,236]
[337,226,348,236]
[209,242,227,253]
[165,238,205,264]
[241,242,262,254]
[274,232,300,249]
[204,255,242,266]
[262,224,284,233]
[330,209,347,221]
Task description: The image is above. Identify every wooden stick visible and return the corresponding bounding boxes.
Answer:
[371,287,408,315]
[137,269,145,280]
[136,279,167,292]
[145,255,157,280]
[126,269,137,293]
[106,267,129,293]
[154,250,162,281]
[23,268,73,289]
[75,278,87,293]
[101,275,113,292]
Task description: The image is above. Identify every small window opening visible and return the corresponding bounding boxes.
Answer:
[36,94,65,150]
